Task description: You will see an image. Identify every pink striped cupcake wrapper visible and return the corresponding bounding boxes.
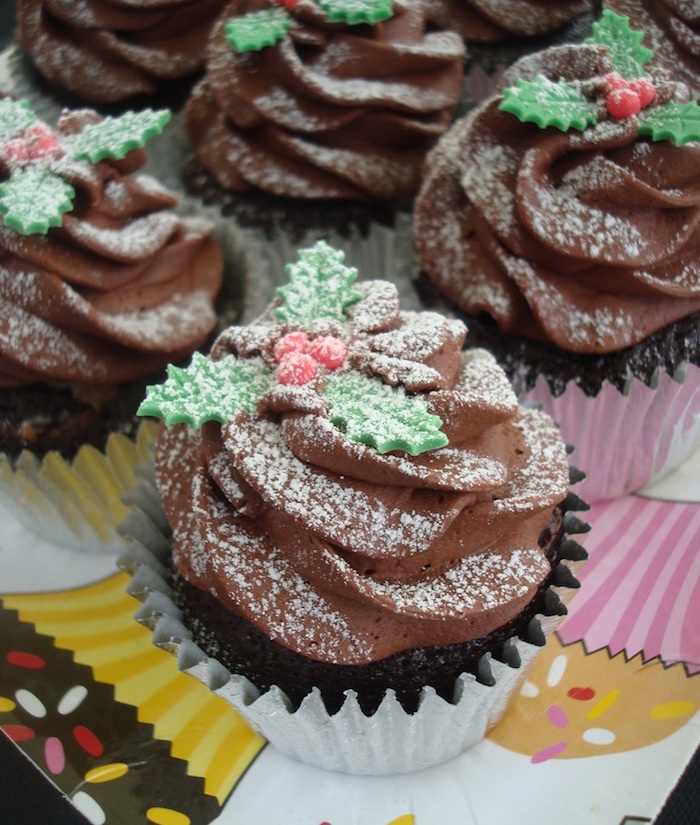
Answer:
[558,495,700,673]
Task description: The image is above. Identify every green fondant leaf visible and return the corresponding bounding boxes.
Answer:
[276,240,361,326]
[317,0,393,25]
[62,109,171,163]
[587,10,653,79]
[324,371,447,456]
[499,75,598,132]
[638,100,700,146]
[138,353,274,428]
[0,97,35,141]
[224,8,293,53]
[0,167,74,234]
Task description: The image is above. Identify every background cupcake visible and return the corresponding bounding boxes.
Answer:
[184,0,465,240]
[0,93,225,550]
[120,240,589,774]
[15,0,228,108]
[413,11,700,502]
[425,0,599,111]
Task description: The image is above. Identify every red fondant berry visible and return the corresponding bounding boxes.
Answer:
[308,336,348,370]
[25,123,61,159]
[604,71,628,93]
[628,77,656,108]
[276,351,318,385]
[4,138,31,163]
[606,87,641,119]
[273,331,310,363]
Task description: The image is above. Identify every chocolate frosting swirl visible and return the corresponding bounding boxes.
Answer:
[0,108,222,391]
[425,0,590,42]
[185,0,465,201]
[17,0,226,103]
[156,280,570,666]
[414,43,700,354]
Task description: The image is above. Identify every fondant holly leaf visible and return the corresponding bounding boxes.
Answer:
[224,7,293,53]
[276,241,361,326]
[317,0,393,25]
[324,371,447,456]
[587,10,652,79]
[638,100,700,146]
[138,353,274,428]
[0,97,34,141]
[500,75,598,132]
[62,109,171,163]
[0,167,75,234]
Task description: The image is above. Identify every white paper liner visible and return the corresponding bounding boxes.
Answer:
[522,364,700,503]
[118,471,586,776]
[0,420,158,554]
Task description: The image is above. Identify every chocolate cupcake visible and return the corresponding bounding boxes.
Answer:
[183,0,465,239]
[15,0,228,109]
[120,240,589,774]
[414,11,700,501]
[0,94,225,550]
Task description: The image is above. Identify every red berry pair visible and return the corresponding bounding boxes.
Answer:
[274,331,348,385]
[604,72,656,119]
[4,123,62,164]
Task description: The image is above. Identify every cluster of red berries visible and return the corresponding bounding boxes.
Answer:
[273,331,348,385]
[4,123,62,164]
[604,72,656,119]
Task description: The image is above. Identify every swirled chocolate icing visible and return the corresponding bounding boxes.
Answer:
[16,0,226,104]
[0,108,222,393]
[154,276,570,666]
[185,0,465,201]
[414,43,700,354]
[606,1,700,99]
[425,0,590,42]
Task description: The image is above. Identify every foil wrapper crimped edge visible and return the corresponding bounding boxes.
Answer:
[117,470,587,776]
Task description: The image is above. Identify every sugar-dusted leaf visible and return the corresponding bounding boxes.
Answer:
[276,240,361,325]
[0,167,74,234]
[500,75,598,132]
[324,371,447,456]
[586,10,652,79]
[318,0,393,25]
[138,352,274,428]
[0,97,35,141]
[62,108,171,163]
[224,7,293,53]
[638,100,700,146]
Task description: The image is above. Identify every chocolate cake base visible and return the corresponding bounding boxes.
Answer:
[414,270,700,397]
[171,501,588,716]
[0,377,156,461]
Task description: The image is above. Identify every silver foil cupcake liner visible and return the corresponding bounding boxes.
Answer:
[118,467,588,775]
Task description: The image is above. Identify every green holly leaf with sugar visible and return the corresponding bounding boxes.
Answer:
[500,75,598,132]
[138,352,274,428]
[318,0,393,25]
[62,108,171,164]
[276,240,361,326]
[587,10,653,79]
[324,371,447,456]
[638,100,700,146]
[224,7,293,53]
[0,167,75,234]
[0,97,34,141]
